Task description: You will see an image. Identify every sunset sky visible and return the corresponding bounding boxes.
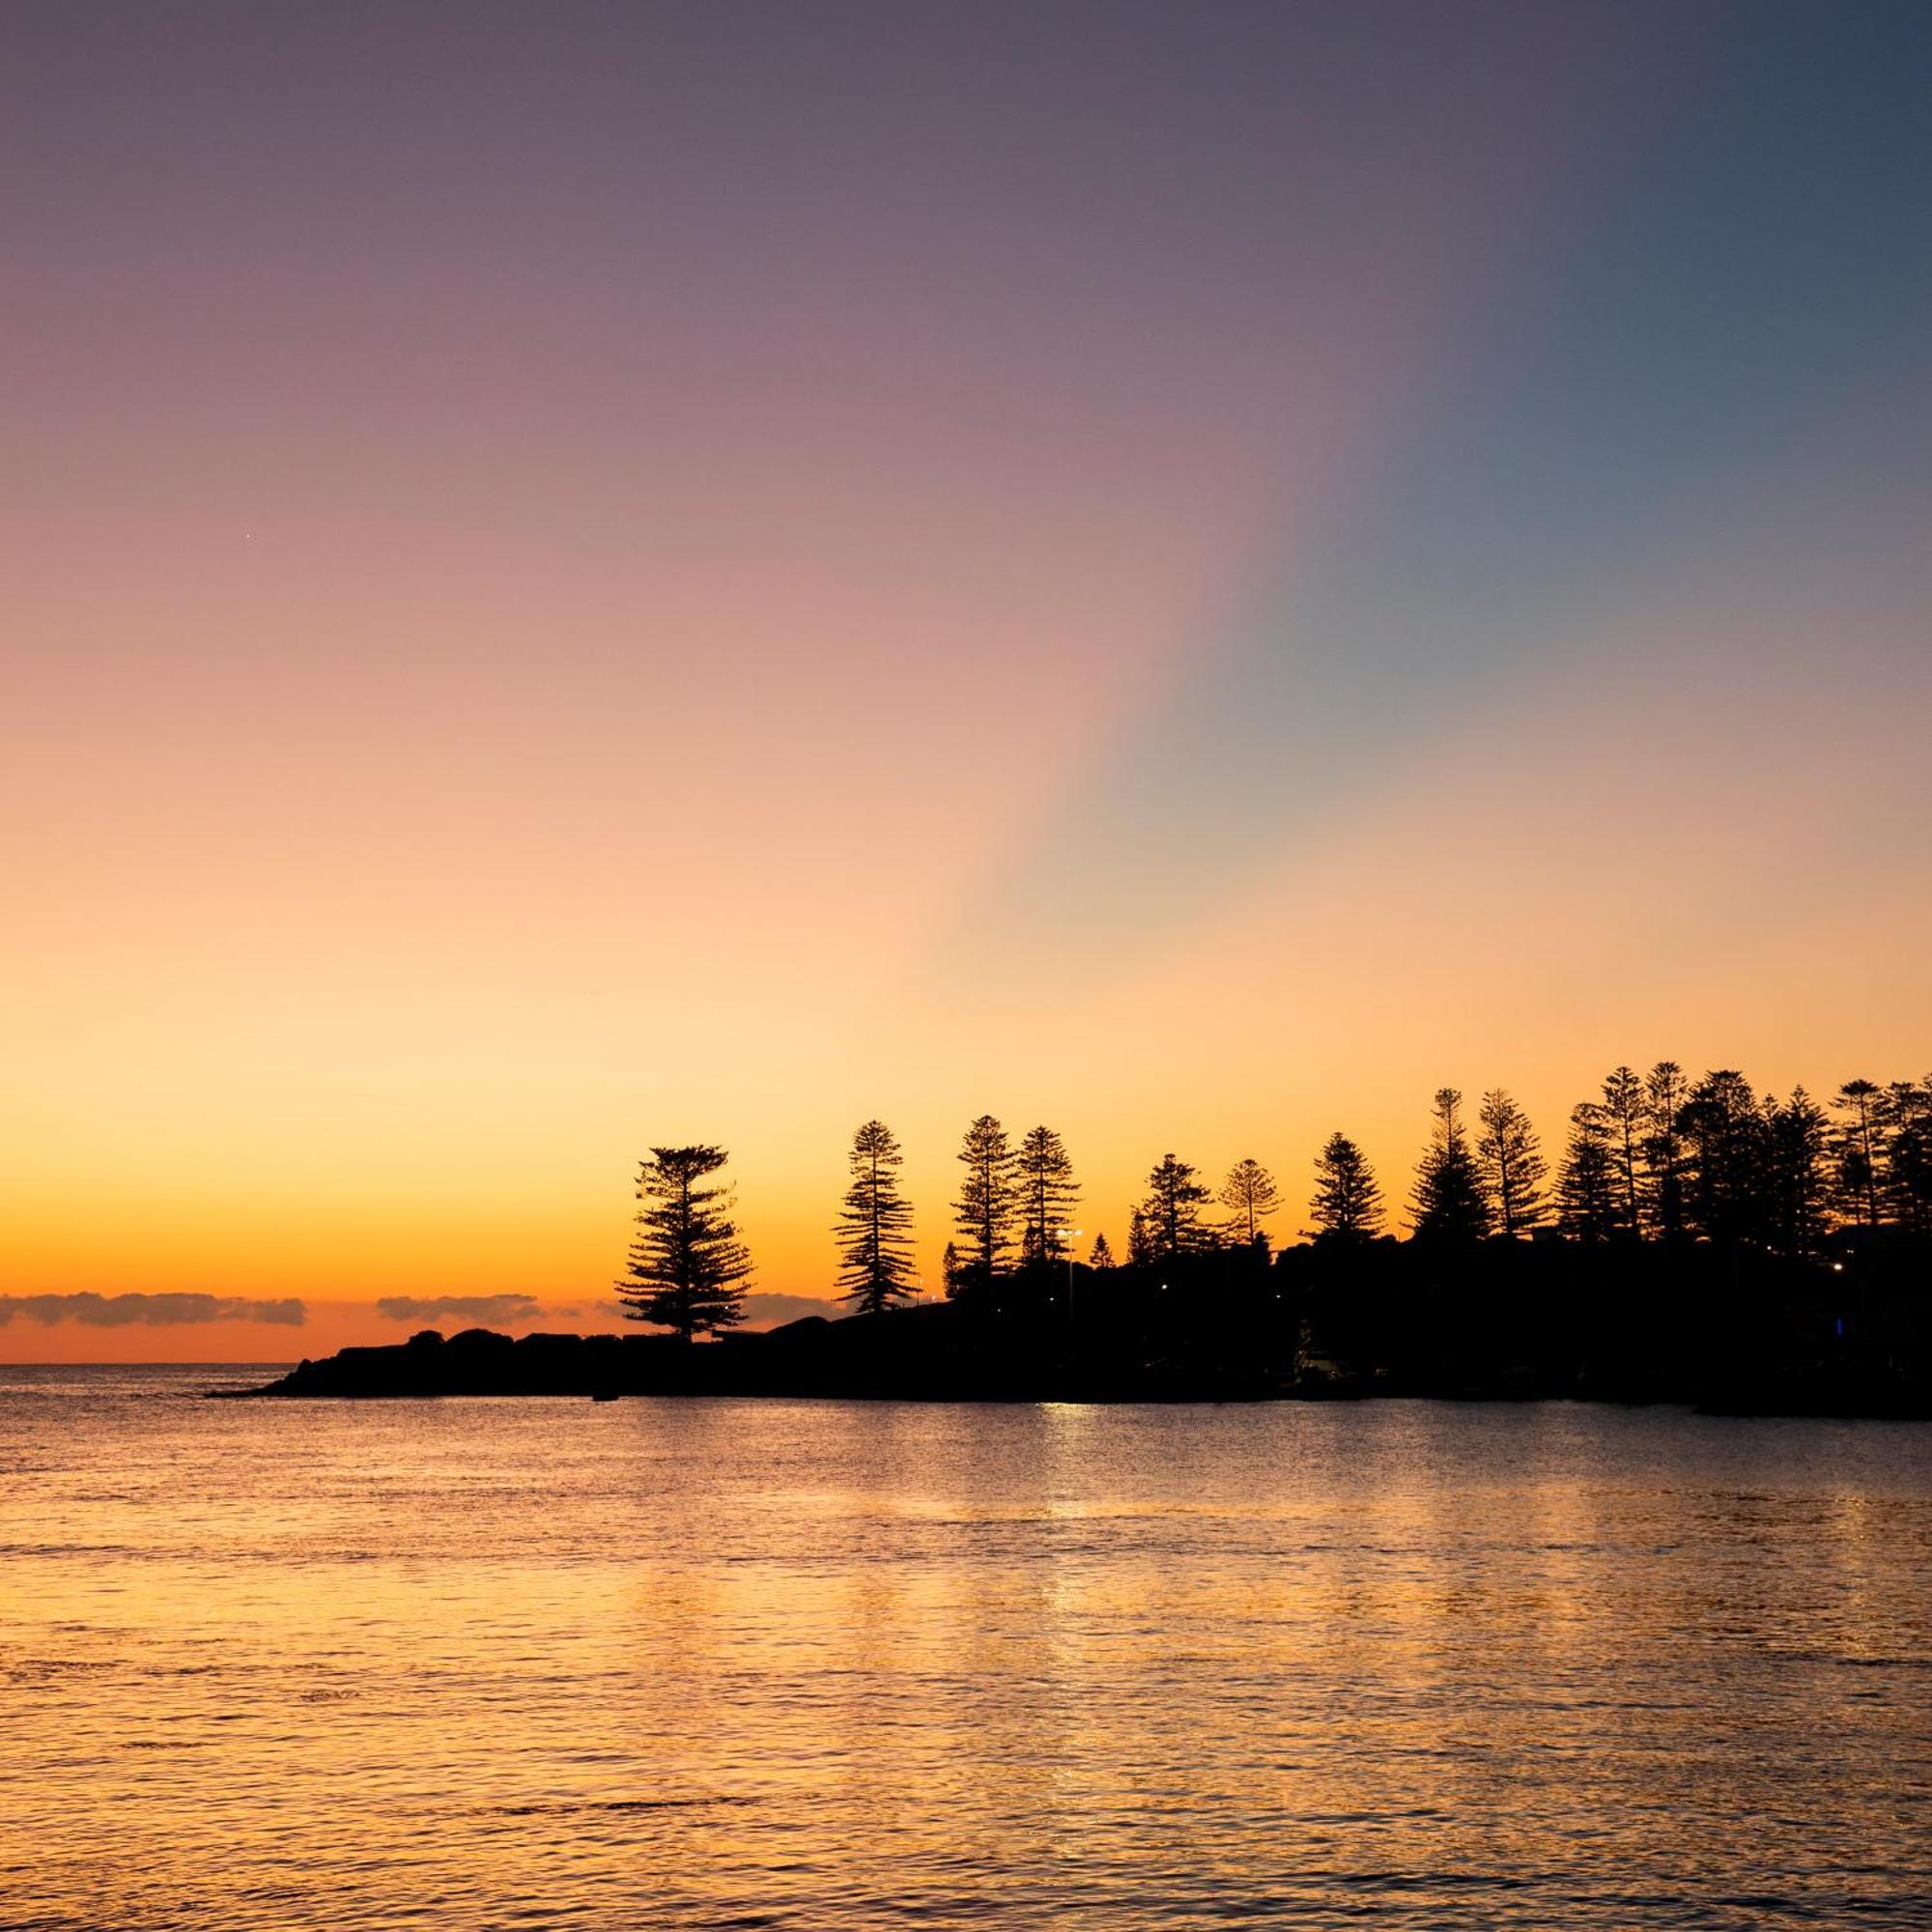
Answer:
[5,1,1928,1360]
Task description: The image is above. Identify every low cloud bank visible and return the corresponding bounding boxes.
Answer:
[741,1293,840,1326]
[0,1293,306,1328]
[374,1293,547,1324]
[370,1293,838,1330]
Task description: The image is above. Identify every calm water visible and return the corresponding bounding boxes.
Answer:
[3,1369,1930,1929]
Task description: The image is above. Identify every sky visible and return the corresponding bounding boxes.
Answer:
[3,1,1928,1360]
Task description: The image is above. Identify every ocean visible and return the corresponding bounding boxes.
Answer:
[3,1365,1928,1928]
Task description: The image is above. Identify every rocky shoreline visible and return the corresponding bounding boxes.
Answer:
[221,1305,1932,1416]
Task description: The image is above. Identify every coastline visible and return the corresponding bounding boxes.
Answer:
[221,1305,1932,1418]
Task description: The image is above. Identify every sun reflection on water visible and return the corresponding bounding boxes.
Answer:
[1,1377,1928,1928]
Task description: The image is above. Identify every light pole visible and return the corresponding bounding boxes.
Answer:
[1057,1227,1083,1330]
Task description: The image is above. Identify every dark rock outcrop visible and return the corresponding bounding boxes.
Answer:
[223,1302,1285,1403]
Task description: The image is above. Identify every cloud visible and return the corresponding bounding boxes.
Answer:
[0,1293,305,1327]
[365,1292,843,1331]
[374,1293,545,1324]
[740,1293,840,1327]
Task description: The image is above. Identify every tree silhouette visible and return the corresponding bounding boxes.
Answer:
[952,1114,1016,1297]
[835,1120,917,1315]
[1642,1061,1689,1237]
[365,1062,1932,1411]
[1141,1153,1211,1260]
[1600,1065,1645,1236]
[1833,1078,1885,1230]
[1219,1157,1282,1246]
[1410,1089,1491,1241]
[1766,1088,1831,1258]
[1679,1069,1767,1243]
[1884,1078,1932,1234]
[1556,1103,1617,1241]
[1477,1089,1547,1236]
[1015,1125,1079,1266]
[1309,1133,1383,1237]
[617,1145,753,1340]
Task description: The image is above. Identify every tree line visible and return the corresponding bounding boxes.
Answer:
[614,1065,1932,1341]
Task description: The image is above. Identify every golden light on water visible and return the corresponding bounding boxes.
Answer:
[5,1385,1927,1925]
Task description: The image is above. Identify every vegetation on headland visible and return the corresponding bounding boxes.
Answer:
[246,1064,1932,1414]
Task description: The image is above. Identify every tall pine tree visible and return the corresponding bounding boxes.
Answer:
[835,1120,918,1315]
[1882,1078,1932,1234]
[1477,1089,1547,1236]
[1410,1089,1491,1241]
[617,1145,753,1340]
[1014,1125,1079,1265]
[1766,1088,1831,1258]
[1141,1153,1211,1260]
[1679,1069,1770,1244]
[1833,1078,1886,1229]
[1600,1065,1645,1236]
[1309,1132,1383,1237]
[1219,1157,1282,1246]
[952,1114,1016,1297]
[1557,1103,1617,1240]
[1641,1061,1690,1237]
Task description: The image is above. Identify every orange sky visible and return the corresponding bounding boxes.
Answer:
[8,584,1926,1362]
[4,5,1928,1359]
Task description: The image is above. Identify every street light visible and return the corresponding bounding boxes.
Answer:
[1057,1227,1083,1324]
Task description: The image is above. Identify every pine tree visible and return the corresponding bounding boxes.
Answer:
[1600,1065,1645,1236]
[1477,1089,1547,1236]
[1125,1208,1156,1267]
[1679,1069,1768,1244]
[1308,1132,1383,1237]
[1410,1089,1491,1241]
[941,1240,966,1299]
[1766,1088,1831,1258]
[1219,1157,1282,1246]
[1141,1153,1211,1260]
[1556,1102,1617,1240]
[1641,1061,1689,1237]
[1014,1125,1079,1265]
[952,1114,1016,1297]
[1089,1232,1116,1270]
[835,1120,917,1315]
[1833,1078,1885,1230]
[1882,1078,1932,1235]
[617,1145,753,1340]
